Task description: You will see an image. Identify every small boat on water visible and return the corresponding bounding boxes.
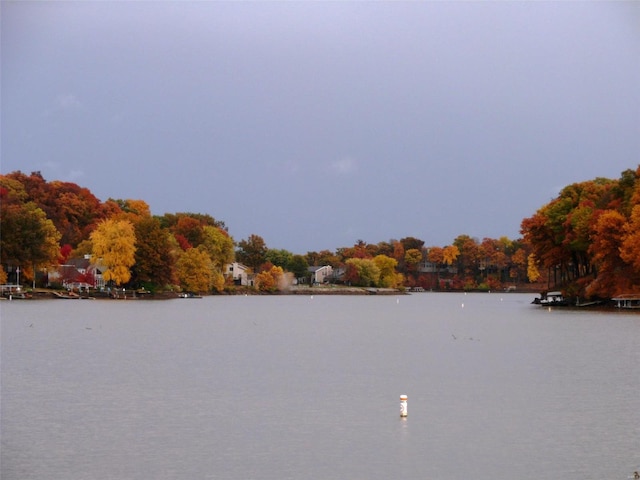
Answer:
[532,291,568,306]
[178,292,203,299]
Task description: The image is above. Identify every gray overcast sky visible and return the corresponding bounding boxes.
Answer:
[2,1,639,254]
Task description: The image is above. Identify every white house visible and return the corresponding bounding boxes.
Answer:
[225,262,252,286]
[308,265,333,284]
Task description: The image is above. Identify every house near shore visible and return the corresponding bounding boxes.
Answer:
[418,259,458,274]
[48,256,105,290]
[225,262,252,286]
[329,266,346,283]
[308,265,333,284]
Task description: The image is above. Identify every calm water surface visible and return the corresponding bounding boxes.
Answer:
[2,293,639,480]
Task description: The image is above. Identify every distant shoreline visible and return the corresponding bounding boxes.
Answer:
[6,286,404,300]
[5,285,542,300]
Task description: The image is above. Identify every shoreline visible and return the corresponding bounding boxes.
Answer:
[4,285,548,300]
[3,289,635,311]
[4,286,406,300]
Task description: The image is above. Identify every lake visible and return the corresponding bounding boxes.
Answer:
[1,293,639,480]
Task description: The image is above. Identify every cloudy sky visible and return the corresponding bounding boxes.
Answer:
[2,1,639,254]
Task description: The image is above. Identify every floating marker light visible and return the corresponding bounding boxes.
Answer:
[400,395,408,417]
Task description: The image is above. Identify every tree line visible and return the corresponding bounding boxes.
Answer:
[520,166,640,299]
[1,167,639,297]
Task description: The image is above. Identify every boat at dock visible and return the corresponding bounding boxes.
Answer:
[178,292,203,298]
[532,291,568,306]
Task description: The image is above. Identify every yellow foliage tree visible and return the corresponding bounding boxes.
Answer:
[211,270,226,293]
[176,248,213,293]
[90,219,137,286]
[404,248,423,267]
[345,258,381,287]
[201,226,234,264]
[110,199,152,224]
[527,253,541,283]
[72,239,94,259]
[255,265,286,292]
[373,254,401,288]
[442,245,460,265]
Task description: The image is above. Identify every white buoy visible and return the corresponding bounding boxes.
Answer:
[400,395,408,417]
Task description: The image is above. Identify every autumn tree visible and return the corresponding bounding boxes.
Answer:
[339,240,372,260]
[392,240,405,263]
[453,235,481,278]
[586,210,633,297]
[236,234,268,271]
[265,249,294,271]
[48,181,105,246]
[2,171,48,204]
[4,171,105,247]
[400,236,425,252]
[91,219,137,286]
[160,212,224,230]
[173,216,204,248]
[620,205,640,272]
[290,254,310,280]
[373,254,402,288]
[404,248,422,270]
[375,241,395,258]
[527,253,541,283]
[510,247,528,284]
[345,258,381,287]
[520,209,565,283]
[101,199,125,219]
[174,233,192,251]
[255,265,290,292]
[305,250,341,268]
[0,202,61,284]
[71,239,94,259]
[176,248,213,293]
[479,238,509,282]
[131,216,175,289]
[0,174,29,203]
[442,245,460,266]
[424,245,459,290]
[198,226,235,292]
[520,168,640,297]
[200,226,235,270]
[522,178,619,288]
[427,247,444,265]
[159,212,226,251]
[59,244,73,264]
[109,199,152,225]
